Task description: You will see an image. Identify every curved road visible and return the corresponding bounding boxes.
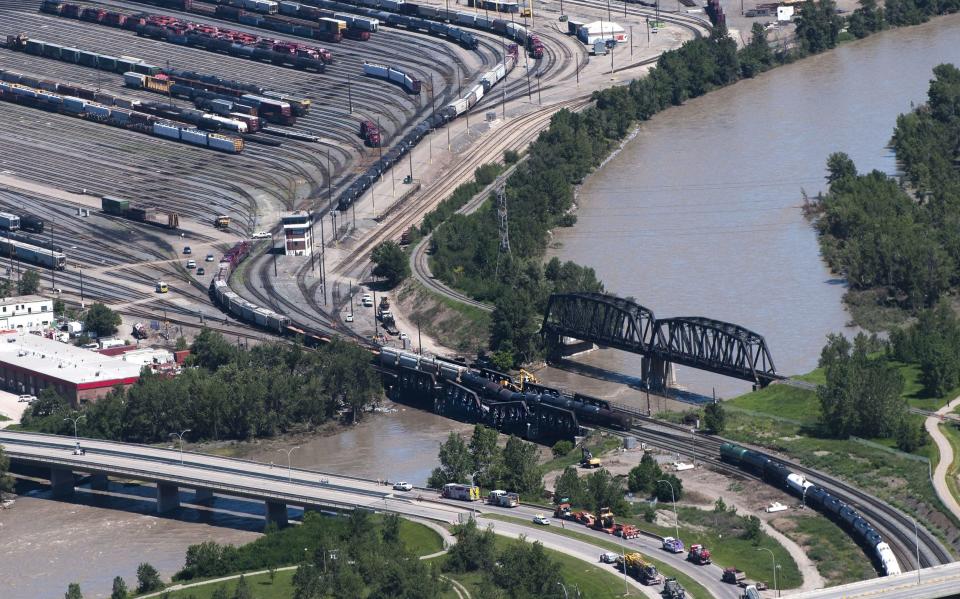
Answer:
[924,396,960,521]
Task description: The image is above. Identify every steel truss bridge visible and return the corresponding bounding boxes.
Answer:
[541,292,781,387]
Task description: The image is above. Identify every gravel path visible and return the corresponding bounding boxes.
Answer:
[925,396,960,521]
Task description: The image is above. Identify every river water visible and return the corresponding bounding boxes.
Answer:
[3,16,960,599]
[550,14,960,397]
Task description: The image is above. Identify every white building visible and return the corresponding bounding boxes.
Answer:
[282,211,313,257]
[577,21,628,45]
[0,295,54,332]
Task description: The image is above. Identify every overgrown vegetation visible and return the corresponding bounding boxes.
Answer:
[626,453,685,502]
[19,330,381,443]
[427,425,544,496]
[370,240,410,288]
[811,64,960,325]
[771,514,877,585]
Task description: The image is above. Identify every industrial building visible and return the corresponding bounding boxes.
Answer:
[576,21,628,45]
[0,295,55,332]
[282,211,313,256]
[0,331,142,406]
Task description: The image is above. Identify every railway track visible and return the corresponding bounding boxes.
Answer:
[606,412,954,573]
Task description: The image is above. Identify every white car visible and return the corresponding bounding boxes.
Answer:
[252,231,270,239]
[17,394,35,403]
[345,314,354,323]
[532,514,551,526]
[600,552,619,564]
[393,482,413,491]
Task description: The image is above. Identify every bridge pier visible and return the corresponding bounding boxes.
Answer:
[265,501,289,529]
[156,483,181,513]
[192,488,213,502]
[642,357,674,392]
[88,473,109,491]
[49,467,75,497]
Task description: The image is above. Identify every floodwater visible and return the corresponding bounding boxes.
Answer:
[550,14,960,397]
[4,15,960,598]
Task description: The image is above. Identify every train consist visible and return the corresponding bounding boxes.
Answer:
[362,62,421,94]
[40,1,333,70]
[720,443,902,577]
[210,278,291,332]
[0,74,244,153]
[101,196,181,229]
[377,346,631,442]
[0,236,67,270]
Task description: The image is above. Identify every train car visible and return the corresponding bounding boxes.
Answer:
[876,543,902,576]
[19,215,44,234]
[0,237,66,270]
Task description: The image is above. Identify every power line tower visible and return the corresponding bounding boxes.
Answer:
[495,186,510,278]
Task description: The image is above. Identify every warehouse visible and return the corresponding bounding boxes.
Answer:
[0,331,142,406]
[576,21,628,45]
[0,295,55,332]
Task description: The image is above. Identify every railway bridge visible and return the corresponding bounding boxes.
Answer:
[541,292,781,389]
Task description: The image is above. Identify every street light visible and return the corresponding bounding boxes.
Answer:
[912,517,921,585]
[278,447,300,482]
[64,414,86,447]
[656,479,679,540]
[557,582,569,599]
[169,429,192,465]
[757,547,778,597]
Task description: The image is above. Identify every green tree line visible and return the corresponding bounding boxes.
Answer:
[813,65,960,315]
[19,329,381,443]
[427,425,545,496]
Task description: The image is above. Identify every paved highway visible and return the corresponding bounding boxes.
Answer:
[783,561,960,599]
[2,430,740,598]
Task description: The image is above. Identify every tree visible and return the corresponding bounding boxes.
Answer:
[655,474,683,502]
[0,445,14,499]
[136,562,163,593]
[445,519,497,573]
[553,466,583,505]
[742,515,763,544]
[496,537,563,597]
[583,469,628,515]
[65,583,83,599]
[499,435,543,496]
[18,269,40,295]
[381,513,401,545]
[551,440,574,458]
[110,577,128,599]
[191,328,238,370]
[54,298,66,316]
[468,425,501,488]
[896,417,926,452]
[84,302,121,338]
[427,432,472,488]
[371,240,410,287]
[703,401,726,433]
[628,453,662,495]
[825,152,857,184]
[233,574,253,599]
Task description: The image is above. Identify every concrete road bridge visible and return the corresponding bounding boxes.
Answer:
[784,561,960,599]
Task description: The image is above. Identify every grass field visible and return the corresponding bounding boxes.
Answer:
[770,514,877,586]
[145,569,296,599]
[398,518,445,556]
[725,370,960,551]
[540,433,623,475]
[940,422,960,511]
[480,513,710,598]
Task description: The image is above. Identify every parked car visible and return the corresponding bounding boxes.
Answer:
[393,482,413,491]
[17,394,36,403]
[183,246,192,254]
[252,231,270,239]
[532,514,551,526]
[186,259,197,269]
[599,552,619,564]
[205,254,215,262]
[345,314,354,323]
[196,267,205,276]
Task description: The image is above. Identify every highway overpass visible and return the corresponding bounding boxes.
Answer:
[784,562,960,599]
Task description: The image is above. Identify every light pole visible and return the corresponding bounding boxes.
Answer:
[757,547,777,597]
[557,582,569,599]
[656,479,679,540]
[64,414,86,447]
[278,447,300,482]
[169,429,191,465]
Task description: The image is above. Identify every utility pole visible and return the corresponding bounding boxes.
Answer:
[494,186,510,278]
[346,74,353,113]
[319,210,327,305]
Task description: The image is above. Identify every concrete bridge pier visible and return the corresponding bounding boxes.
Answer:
[192,488,213,502]
[265,501,289,529]
[89,474,109,490]
[156,483,181,513]
[49,467,75,497]
[642,357,674,392]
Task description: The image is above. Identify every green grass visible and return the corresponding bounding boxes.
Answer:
[540,433,623,475]
[397,281,491,354]
[480,513,709,598]
[399,518,445,556]
[728,384,820,425]
[433,534,644,598]
[770,514,876,586]
[940,422,960,509]
[145,569,295,599]
[0,414,10,422]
